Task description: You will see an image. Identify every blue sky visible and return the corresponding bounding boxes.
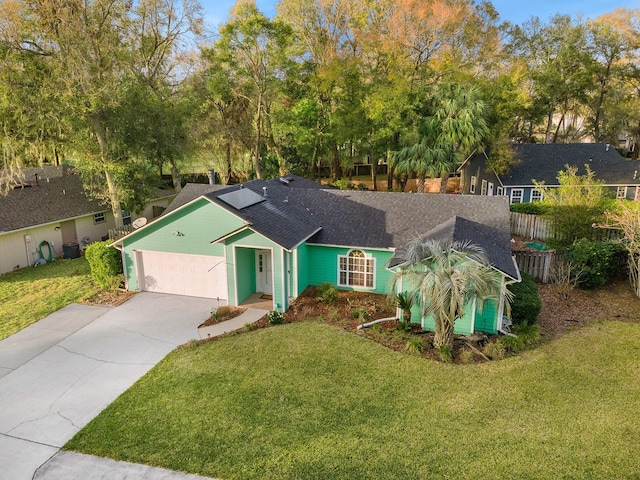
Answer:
[201,1,637,30]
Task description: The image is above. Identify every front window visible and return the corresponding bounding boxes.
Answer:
[470,176,477,194]
[93,212,106,224]
[617,186,627,199]
[338,250,375,289]
[510,189,523,204]
[531,189,543,202]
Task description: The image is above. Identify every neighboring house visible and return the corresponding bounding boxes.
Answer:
[0,166,174,274]
[459,143,640,204]
[113,176,520,336]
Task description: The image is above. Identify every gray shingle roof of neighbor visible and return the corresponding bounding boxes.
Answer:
[502,143,640,186]
[0,170,107,234]
[387,216,519,280]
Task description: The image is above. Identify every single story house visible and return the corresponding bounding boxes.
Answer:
[459,143,640,204]
[0,165,174,274]
[113,176,520,335]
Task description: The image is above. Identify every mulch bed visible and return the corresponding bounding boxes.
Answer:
[84,289,136,307]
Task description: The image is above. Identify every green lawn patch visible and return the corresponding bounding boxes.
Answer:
[0,258,102,340]
[66,321,640,479]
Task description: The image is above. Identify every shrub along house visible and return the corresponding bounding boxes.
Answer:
[112,176,520,335]
[459,143,640,204]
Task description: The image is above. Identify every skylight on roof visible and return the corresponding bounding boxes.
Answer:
[218,188,265,210]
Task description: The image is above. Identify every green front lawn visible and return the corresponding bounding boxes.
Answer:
[0,258,102,341]
[66,320,640,479]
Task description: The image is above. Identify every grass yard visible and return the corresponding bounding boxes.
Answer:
[0,258,103,340]
[66,320,640,479]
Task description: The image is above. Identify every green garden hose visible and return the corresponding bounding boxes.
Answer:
[38,240,54,262]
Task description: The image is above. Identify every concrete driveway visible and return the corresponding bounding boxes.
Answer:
[0,292,217,480]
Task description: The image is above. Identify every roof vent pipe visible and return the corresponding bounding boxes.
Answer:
[263,186,267,197]
[606,143,610,151]
[208,170,216,185]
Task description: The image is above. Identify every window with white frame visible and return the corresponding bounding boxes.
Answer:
[481,179,488,195]
[496,186,504,196]
[635,186,640,201]
[617,186,628,199]
[530,189,543,202]
[122,210,132,226]
[93,212,106,224]
[338,249,375,288]
[470,176,477,194]
[510,189,524,204]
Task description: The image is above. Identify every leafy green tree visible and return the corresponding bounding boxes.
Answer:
[390,239,510,353]
[535,164,612,247]
[215,1,294,179]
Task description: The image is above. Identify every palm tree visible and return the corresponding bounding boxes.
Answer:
[390,239,510,353]
[391,84,489,193]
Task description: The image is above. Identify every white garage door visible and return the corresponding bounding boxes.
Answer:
[136,250,227,300]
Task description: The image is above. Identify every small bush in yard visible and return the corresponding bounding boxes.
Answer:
[508,272,541,326]
[84,241,123,289]
[316,282,338,304]
[267,310,285,325]
[483,339,506,360]
[405,336,426,355]
[564,239,627,289]
[510,202,548,215]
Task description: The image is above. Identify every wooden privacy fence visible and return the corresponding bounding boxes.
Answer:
[510,212,554,240]
[108,225,133,241]
[514,250,559,283]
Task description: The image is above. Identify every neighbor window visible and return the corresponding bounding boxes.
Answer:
[496,186,504,196]
[93,212,106,224]
[617,186,628,199]
[122,210,132,226]
[635,186,640,201]
[510,189,524,204]
[470,176,477,194]
[530,189,543,202]
[481,179,488,195]
[338,249,375,289]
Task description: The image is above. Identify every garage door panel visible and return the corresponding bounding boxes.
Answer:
[137,251,227,300]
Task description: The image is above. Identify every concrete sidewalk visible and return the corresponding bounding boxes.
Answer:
[198,308,267,339]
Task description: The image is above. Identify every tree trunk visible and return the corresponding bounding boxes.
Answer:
[223,140,232,185]
[89,114,123,228]
[370,155,377,191]
[387,150,394,191]
[417,174,425,194]
[254,93,263,179]
[433,317,454,350]
[332,143,340,182]
[544,109,555,144]
[168,159,181,193]
[439,176,448,194]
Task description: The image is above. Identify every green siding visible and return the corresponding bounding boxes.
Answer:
[296,243,310,294]
[224,228,287,310]
[305,244,394,295]
[474,299,499,334]
[234,247,256,304]
[121,199,245,290]
[419,301,473,336]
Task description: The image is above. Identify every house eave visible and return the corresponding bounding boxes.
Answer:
[0,209,110,237]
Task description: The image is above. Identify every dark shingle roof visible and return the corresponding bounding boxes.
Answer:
[0,173,106,234]
[204,178,326,250]
[502,143,640,186]
[286,189,512,250]
[388,216,518,279]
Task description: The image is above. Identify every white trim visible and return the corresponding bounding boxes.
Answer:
[496,186,504,196]
[93,212,106,224]
[470,297,477,334]
[232,245,238,306]
[337,249,376,290]
[470,176,477,194]
[481,179,488,195]
[305,242,394,253]
[293,248,299,298]
[510,188,524,204]
[0,210,111,238]
[617,186,628,199]
[280,248,286,311]
[531,189,543,202]
[488,182,494,196]
[635,186,640,201]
